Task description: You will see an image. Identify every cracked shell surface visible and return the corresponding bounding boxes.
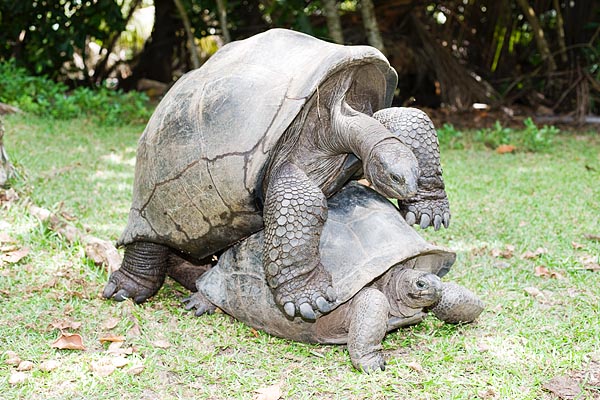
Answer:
[118,29,396,259]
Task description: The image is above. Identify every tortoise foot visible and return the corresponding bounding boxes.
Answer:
[182,292,217,317]
[103,268,163,304]
[274,264,336,321]
[353,352,386,373]
[102,242,168,304]
[401,196,450,230]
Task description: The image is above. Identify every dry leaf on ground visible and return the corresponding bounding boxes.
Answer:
[407,361,424,373]
[543,376,582,399]
[39,359,61,372]
[152,339,171,349]
[51,319,82,331]
[491,245,514,259]
[50,333,86,350]
[9,371,27,385]
[0,232,14,243]
[521,247,548,259]
[1,247,29,263]
[90,356,129,377]
[254,382,282,400]
[99,334,125,344]
[4,350,21,365]
[16,360,34,371]
[534,265,564,279]
[85,237,122,273]
[102,317,121,330]
[584,233,600,242]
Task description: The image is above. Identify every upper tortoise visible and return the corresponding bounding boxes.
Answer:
[103,29,451,319]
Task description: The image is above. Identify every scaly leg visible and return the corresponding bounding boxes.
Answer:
[347,287,389,372]
[102,241,169,303]
[374,107,450,230]
[263,161,335,320]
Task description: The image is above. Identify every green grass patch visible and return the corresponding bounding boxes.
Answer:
[1,113,599,399]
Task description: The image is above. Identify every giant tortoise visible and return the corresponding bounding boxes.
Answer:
[103,29,450,320]
[184,183,483,372]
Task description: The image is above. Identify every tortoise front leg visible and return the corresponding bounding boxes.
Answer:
[347,287,389,372]
[263,161,335,320]
[102,241,169,303]
[374,107,450,230]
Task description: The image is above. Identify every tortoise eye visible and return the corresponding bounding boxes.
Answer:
[415,279,428,290]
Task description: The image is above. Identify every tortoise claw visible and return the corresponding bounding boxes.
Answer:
[419,214,431,229]
[405,211,417,226]
[283,302,296,318]
[443,212,451,228]
[299,303,316,320]
[433,215,442,231]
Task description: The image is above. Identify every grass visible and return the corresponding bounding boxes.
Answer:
[1,113,599,399]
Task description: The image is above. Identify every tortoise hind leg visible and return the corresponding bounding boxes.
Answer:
[347,287,389,372]
[103,241,170,303]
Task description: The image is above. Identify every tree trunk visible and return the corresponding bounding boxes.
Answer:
[515,0,557,71]
[323,0,344,44]
[0,118,14,188]
[173,0,201,69]
[216,0,231,44]
[360,0,386,55]
[552,0,568,64]
[121,0,182,89]
[94,0,142,84]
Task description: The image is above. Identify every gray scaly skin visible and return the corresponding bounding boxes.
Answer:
[374,107,450,230]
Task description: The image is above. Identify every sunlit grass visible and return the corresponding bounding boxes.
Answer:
[1,114,599,399]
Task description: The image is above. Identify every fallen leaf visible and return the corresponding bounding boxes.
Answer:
[4,350,21,365]
[152,339,171,349]
[50,333,86,350]
[51,319,82,331]
[1,188,19,203]
[407,361,424,373]
[534,265,564,279]
[254,382,282,400]
[584,233,600,242]
[543,376,582,399]
[16,360,34,371]
[583,262,600,272]
[1,247,29,263]
[249,328,260,338]
[99,334,125,344]
[491,245,514,259]
[39,359,61,372]
[90,360,116,377]
[106,341,134,355]
[496,144,516,154]
[521,247,548,259]
[523,286,543,298]
[84,237,122,273]
[571,241,584,249]
[9,371,27,385]
[126,364,145,375]
[0,232,15,243]
[101,317,121,330]
[90,356,129,377]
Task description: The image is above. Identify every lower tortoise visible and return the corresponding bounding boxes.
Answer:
[184,183,483,372]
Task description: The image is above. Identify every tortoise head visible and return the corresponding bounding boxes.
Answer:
[388,268,443,310]
[365,138,420,200]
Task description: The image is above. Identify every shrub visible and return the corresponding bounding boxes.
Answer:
[0,60,151,124]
